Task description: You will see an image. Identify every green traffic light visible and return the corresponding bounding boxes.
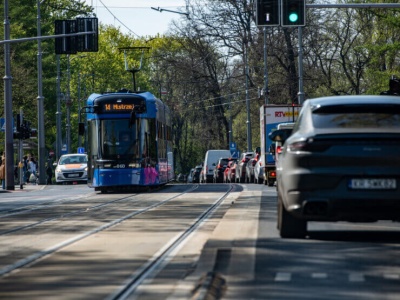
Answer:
[289,12,299,23]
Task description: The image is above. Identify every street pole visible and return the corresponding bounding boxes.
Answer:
[244,44,252,152]
[263,27,269,105]
[18,110,23,189]
[56,55,62,160]
[3,0,14,190]
[77,71,82,148]
[37,0,46,184]
[298,26,305,105]
[66,54,71,154]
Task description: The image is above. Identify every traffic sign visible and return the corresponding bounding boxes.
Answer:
[0,118,4,132]
[77,147,85,154]
[230,150,239,159]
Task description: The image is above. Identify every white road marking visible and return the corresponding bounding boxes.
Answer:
[311,273,328,279]
[275,272,292,282]
[349,273,365,282]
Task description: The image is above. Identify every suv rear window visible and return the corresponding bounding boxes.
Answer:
[312,104,400,128]
[218,158,230,166]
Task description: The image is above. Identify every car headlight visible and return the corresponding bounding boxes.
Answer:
[55,168,62,174]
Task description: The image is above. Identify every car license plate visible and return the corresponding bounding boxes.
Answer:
[349,178,397,190]
[68,173,79,178]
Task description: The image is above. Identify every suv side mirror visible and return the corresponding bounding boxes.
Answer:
[268,129,292,143]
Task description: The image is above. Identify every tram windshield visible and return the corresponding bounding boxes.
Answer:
[101,119,139,160]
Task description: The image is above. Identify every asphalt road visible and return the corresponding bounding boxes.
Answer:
[1,183,400,299]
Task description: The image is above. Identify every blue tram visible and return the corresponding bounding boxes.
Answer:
[81,89,174,192]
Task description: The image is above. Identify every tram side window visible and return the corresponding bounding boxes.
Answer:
[140,119,157,166]
[88,120,98,159]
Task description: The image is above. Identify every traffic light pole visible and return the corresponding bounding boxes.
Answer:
[1,27,94,190]
[297,26,304,105]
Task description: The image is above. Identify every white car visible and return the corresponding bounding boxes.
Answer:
[54,154,88,184]
[253,155,264,184]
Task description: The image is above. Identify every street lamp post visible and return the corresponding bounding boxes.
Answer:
[3,0,14,190]
[56,55,62,160]
[37,0,46,184]
[66,54,71,154]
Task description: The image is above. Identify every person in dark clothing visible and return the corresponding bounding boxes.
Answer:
[46,156,53,184]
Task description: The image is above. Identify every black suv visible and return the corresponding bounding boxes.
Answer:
[212,157,231,183]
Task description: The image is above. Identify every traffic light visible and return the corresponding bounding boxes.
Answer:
[256,0,280,27]
[282,0,305,27]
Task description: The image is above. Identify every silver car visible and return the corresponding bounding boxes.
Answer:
[269,95,400,238]
[54,154,88,184]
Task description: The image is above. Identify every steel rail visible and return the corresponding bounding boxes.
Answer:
[0,185,199,277]
[110,184,234,300]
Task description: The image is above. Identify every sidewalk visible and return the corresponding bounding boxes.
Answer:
[0,183,47,193]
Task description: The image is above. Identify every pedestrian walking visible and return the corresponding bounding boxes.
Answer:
[0,152,5,189]
[22,156,28,184]
[28,157,37,184]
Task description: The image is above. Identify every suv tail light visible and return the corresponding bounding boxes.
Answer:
[287,139,330,152]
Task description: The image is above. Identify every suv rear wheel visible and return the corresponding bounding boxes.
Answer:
[277,192,307,238]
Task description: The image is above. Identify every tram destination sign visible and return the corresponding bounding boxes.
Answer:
[104,103,135,112]
[96,97,146,114]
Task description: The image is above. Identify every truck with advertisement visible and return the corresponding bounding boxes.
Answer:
[259,105,300,186]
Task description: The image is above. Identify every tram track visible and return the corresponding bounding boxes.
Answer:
[110,184,235,300]
[0,184,200,278]
[0,183,239,300]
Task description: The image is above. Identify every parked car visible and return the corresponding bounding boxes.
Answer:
[253,155,264,184]
[54,153,88,184]
[187,168,195,183]
[177,173,187,182]
[269,95,400,239]
[201,149,231,183]
[227,160,239,183]
[235,152,254,183]
[192,166,202,183]
[213,157,231,183]
[223,159,237,183]
[245,157,258,183]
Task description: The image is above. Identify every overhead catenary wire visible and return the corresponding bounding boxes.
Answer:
[97,0,140,37]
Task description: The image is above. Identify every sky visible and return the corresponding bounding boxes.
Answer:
[83,0,188,37]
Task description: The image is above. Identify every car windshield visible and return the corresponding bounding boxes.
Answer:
[312,104,400,128]
[59,156,87,165]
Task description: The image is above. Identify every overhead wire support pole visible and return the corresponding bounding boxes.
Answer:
[263,27,269,105]
[3,0,14,190]
[37,0,46,185]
